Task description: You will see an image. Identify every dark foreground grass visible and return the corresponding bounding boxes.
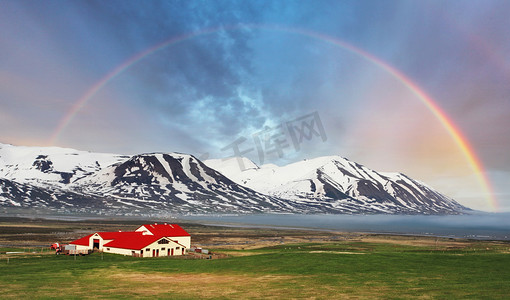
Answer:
[1,242,509,299]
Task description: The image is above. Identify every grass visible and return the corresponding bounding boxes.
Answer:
[1,242,509,299]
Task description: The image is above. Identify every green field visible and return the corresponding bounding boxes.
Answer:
[1,241,509,299]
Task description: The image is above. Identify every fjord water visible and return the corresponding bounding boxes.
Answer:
[185,213,510,241]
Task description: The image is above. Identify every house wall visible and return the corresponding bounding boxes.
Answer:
[141,239,186,257]
[104,246,140,256]
[101,239,186,257]
[70,227,191,257]
[134,225,191,252]
[88,234,112,251]
[134,226,191,249]
[171,236,191,249]
[70,234,110,251]
[74,244,90,251]
[135,225,150,234]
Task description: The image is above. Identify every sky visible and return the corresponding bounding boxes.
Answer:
[1,0,509,212]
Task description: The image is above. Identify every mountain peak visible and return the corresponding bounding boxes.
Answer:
[205,154,468,214]
[1,143,468,215]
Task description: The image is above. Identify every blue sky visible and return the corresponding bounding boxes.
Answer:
[1,0,509,211]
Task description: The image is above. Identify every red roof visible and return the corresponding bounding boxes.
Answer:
[69,224,189,250]
[136,223,190,237]
[69,234,93,246]
[103,234,162,250]
[97,231,143,241]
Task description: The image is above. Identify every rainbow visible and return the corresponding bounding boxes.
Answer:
[48,27,221,146]
[48,24,498,210]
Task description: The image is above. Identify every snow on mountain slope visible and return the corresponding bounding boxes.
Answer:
[0,178,108,211]
[71,152,301,213]
[0,143,127,188]
[0,143,468,215]
[208,157,329,188]
[0,144,307,213]
[205,156,469,214]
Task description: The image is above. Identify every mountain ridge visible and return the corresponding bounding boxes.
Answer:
[0,143,469,215]
[204,155,468,214]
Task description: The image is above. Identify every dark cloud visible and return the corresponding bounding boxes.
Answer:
[2,0,510,211]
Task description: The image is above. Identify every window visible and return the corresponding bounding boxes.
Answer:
[161,248,166,250]
[176,247,180,249]
[146,248,150,252]
[158,239,169,244]
[106,248,110,251]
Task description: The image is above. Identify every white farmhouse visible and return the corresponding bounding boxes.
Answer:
[69,223,191,257]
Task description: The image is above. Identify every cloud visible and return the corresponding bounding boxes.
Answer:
[1,1,510,211]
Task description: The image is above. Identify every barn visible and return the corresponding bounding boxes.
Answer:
[69,223,191,257]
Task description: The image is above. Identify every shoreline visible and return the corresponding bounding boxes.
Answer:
[1,212,509,242]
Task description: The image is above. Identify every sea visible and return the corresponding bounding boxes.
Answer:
[3,210,509,241]
[182,213,510,241]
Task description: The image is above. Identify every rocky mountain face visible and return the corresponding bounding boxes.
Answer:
[72,153,299,214]
[0,143,127,188]
[205,156,469,214]
[0,143,302,214]
[0,143,469,215]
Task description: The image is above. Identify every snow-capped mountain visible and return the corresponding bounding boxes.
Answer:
[0,143,127,188]
[0,143,469,215]
[0,178,105,209]
[205,156,469,214]
[0,143,303,214]
[71,152,299,213]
